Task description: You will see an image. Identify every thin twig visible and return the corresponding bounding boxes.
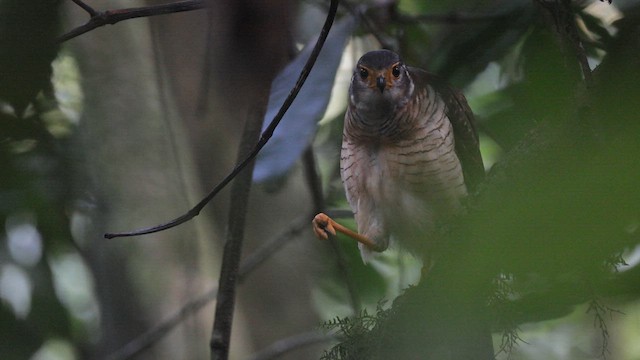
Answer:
[303,147,327,213]
[105,286,217,360]
[586,298,619,359]
[325,209,354,219]
[247,331,335,360]
[238,215,311,278]
[71,0,97,17]
[59,0,204,43]
[105,215,311,360]
[104,0,340,239]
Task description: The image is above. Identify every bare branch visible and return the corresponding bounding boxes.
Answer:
[210,101,270,359]
[586,297,623,360]
[59,0,204,43]
[238,215,311,277]
[104,0,341,239]
[71,0,98,17]
[105,286,217,360]
[105,215,311,360]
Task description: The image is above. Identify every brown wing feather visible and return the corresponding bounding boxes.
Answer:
[409,68,485,192]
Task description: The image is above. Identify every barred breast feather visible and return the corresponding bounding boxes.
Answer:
[340,67,483,257]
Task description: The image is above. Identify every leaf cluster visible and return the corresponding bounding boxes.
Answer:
[314,1,640,358]
[320,300,392,360]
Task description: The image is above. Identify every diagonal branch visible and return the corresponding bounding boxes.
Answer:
[247,331,335,360]
[71,0,98,17]
[105,215,311,360]
[104,0,341,239]
[59,0,204,43]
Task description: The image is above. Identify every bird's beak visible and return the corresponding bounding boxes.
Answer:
[376,76,385,93]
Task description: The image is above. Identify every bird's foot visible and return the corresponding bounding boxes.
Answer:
[312,213,336,240]
[311,213,381,251]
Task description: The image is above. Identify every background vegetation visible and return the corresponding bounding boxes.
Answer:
[1,0,639,359]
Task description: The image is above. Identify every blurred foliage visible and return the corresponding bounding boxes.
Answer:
[2,0,640,359]
[311,0,640,359]
[1,116,78,359]
[0,2,86,359]
[0,0,61,116]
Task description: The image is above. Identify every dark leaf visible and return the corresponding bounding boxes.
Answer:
[253,15,357,183]
[0,0,61,116]
[404,1,534,88]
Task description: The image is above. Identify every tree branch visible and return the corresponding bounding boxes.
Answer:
[104,0,340,239]
[59,0,204,43]
[71,0,98,17]
[209,101,269,360]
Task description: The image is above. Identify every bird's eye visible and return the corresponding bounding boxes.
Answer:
[359,68,368,79]
[392,65,401,78]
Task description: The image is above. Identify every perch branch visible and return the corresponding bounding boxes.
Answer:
[104,0,340,239]
[59,0,204,43]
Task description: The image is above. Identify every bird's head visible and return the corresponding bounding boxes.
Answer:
[349,50,414,117]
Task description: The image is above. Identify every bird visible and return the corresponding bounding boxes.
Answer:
[312,49,485,263]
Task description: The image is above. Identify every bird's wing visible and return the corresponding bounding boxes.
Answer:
[410,68,485,192]
[340,110,361,215]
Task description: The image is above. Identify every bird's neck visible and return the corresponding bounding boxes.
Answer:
[350,93,395,120]
[354,107,393,127]
[345,100,413,144]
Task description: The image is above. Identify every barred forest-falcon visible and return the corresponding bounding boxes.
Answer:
[312,49,485,263]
